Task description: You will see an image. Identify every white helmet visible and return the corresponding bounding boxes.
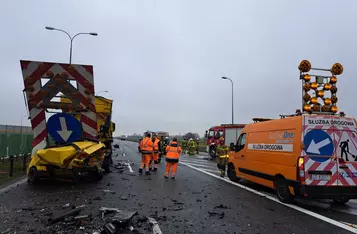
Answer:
[189,138,193,141]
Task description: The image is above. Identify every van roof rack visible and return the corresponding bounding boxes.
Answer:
[252,118,273,123]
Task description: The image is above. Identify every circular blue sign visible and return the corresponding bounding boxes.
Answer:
[304,129,334,162]
[47,113,82,143]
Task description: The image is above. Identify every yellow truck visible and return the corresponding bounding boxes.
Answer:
[20,60,113,183]
[61,96,116,172]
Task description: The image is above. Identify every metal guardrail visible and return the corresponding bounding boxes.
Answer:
[0,153,31,177]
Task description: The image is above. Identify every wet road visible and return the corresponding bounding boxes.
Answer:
[0,140,356,233]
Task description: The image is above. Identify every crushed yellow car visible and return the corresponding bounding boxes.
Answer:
[27,141,106,184]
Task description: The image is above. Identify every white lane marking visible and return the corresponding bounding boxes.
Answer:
[0,178,27,194]
[180,162,217,169]
[180,159,215,166]
[341,221,357,229]
[180,162,357,234]
[199,168,222,174]
[124,163,133,173]
[148,217,162,234]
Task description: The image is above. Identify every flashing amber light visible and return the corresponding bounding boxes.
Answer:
[317,90,324,97]
[303,104,311,112]
[311,97,319,104]
[321,105,331,112]
[303,74,311,82]
[303,83,311,91]
[303,93,311,102]
[330,86,338,94]
[312,104,321,112]
[330,76,338,84]
[324,83,332,90]
[331,63,343,75]
[60,72,69,78]
[331,105,338,113]
[311,82,318,89]
[324,98,332,105]
[46,71,54,77]
[299,60,311,72]
[331,96,338,103]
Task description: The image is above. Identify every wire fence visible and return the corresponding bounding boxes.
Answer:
[0,125,33,158]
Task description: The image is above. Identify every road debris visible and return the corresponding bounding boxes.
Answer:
[148,217,163,234]
[120,196,128,200]
[48,207,83,224]
[208,211,225,219]
[214,204,230,209]
[103,190,116,194]
[113,144,120,149]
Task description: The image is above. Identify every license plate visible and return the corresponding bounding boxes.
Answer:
[310,174,330,181]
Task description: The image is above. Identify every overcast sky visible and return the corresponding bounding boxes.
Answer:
[1,1,357,136]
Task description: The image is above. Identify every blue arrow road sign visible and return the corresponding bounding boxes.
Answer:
[47,113,82,143]
[304,129,334,162]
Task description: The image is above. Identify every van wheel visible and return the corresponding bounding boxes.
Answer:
[209,146,216,159]
[227,163,240,182]
[332,197,350,205]
[275,177,294,203]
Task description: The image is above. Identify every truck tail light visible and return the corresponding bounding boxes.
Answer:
[297,157,305,182]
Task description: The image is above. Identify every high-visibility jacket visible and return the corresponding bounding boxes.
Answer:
[165,141,182,162]
[153,139,160,153]
[217,144,229,159]
[140,137,154,154]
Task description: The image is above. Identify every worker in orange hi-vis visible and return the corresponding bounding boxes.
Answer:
[151,134,160,172]
[139,133,154,175]
[165,138,182,180]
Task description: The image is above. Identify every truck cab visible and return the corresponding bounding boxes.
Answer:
[205,124,245,158]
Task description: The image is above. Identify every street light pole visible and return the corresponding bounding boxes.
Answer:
[222,77,234,124]
[45,26,98,64]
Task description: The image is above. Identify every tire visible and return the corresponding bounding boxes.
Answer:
[90,169,103,182]
[332,197,350,205]
[209,146,216,159]
[27,166,39,184]
[275,177,294,203]
[227,163,240,182]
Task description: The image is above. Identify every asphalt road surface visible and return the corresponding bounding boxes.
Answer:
[0,140,356,233]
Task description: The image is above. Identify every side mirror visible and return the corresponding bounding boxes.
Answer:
[229,143,235,151]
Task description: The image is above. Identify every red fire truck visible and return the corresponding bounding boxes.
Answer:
[205,124,246,158]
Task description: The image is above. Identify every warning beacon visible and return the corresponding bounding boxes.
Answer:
[299,60,343,115]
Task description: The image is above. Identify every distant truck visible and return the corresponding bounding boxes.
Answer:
[120,135,126,141]
[205,124,246,158]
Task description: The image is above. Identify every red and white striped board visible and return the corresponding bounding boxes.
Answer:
[301,115,357,186]
[20,60,98,152]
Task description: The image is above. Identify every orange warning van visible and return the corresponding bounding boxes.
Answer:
[227,114,357,203]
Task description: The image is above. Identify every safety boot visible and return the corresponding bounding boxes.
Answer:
[153,168,158,172]
[145,171,151,176]
[171,177,175,180]
[138,168,143,174]
[164,175,169,179]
